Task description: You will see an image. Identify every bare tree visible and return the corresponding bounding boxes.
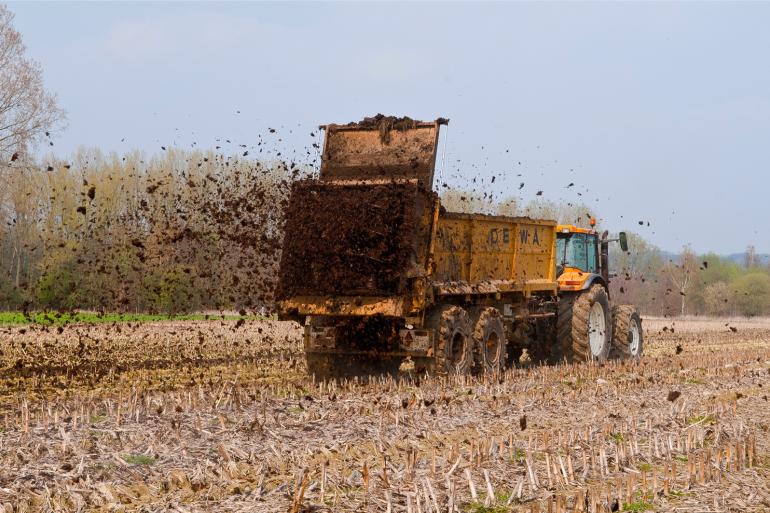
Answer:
[745,244,757,269]
[520,198,595,228]
[440,189,491,214]
[0,5,64,161]
[495,195,518,217]
[666,246,699,317]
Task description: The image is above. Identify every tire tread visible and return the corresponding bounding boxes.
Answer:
[556,284,611,362]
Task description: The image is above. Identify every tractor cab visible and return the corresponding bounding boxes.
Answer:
[555,221,629,293]
[556,225,600,292]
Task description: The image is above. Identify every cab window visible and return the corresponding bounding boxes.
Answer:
[585,235,597,272]
[571,234,588,270]
[557,233,598,274]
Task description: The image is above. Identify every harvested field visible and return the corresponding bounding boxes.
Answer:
[1,317,769,512]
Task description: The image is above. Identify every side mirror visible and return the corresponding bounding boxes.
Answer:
[619,232,628,252]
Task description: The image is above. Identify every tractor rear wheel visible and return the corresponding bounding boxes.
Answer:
[426,305,474,375]
[611,305,643,360]
[471,307,507,374]
[556,284,611,363]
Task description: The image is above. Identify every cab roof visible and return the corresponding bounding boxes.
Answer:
[556,224,596,235]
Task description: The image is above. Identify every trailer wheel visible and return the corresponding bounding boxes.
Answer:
[471,307,507,374]
[557,284,611,363]
[427,305,474,375]
[610,305,643,360]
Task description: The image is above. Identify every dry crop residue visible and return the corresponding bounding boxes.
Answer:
[1,318,769,512]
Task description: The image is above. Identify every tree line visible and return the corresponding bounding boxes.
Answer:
[1,149,298,313]
[2,155,769,317]
[611,240,770,318]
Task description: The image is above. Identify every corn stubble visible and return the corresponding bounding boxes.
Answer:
[0,317,769,512]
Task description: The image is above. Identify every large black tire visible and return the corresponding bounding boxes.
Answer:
[426,305,474,375]
[471,307,507,374]
[610,305,643,360]
[556,284,611,362]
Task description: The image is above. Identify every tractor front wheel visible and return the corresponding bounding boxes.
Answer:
[611,305,643,360]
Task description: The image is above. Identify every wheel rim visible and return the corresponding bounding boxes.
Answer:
[588,302,606,358]
[450,332,466,368]
[485,332,500,364]
[629,318,641,356]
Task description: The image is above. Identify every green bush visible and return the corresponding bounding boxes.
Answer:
[0,277,25,310]
[141,266,201,314]
[36,259,81,310]
[732,273,770,317]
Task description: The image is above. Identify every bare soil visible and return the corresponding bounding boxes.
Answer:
[0,317,769,512]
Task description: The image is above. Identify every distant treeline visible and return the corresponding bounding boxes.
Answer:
[1,153,768,317]
[610,238,770,318]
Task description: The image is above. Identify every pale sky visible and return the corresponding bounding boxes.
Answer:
[8,1,770,254]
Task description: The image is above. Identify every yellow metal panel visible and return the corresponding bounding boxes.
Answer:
[433,217,472,282]
[557,267,593,292]
[432,212,558,294]
[514,220,556,283]
[280,296,406,317]
[468,219,515,282]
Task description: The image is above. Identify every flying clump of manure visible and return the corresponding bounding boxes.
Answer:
[345,113,420,144]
